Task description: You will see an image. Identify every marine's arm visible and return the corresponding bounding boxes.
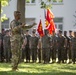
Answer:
[21,23,37,30]
[10,21,37,32]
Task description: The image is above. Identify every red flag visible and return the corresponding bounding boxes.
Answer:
[45,8,56,34]
[48,20,56,34]
[37,19,44,37]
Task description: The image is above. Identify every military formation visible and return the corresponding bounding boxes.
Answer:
[0,26,76,70]
[0,11,76,71]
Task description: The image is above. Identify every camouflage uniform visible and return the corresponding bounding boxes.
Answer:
[3,31,11,62]
[10,19,23,69]
[38,37,42,63]
[51,34,57,63]
[10,11,36,70]
[64,31,69,62]
[25,34,31,62]
[0,33,2,62]
[30,34,39,63]
[71,32,76,64]
[41,30,51,63]
[68,35,73,63]
[0,33,5,62]
[57,31,66,63]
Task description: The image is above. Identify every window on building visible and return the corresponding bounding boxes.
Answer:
[54,17,63,31]
[1,19,9,30]
[51,0,63,4]
[26,0,36,4]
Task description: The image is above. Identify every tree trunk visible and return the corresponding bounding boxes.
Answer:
[0,1,1,33]
[17,0,25,23]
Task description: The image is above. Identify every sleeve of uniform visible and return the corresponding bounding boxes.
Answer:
[21,23,36,30]
[50,36,53,47]
[3,36,5,50]
[64,36,67,47]
[49,36,52,45]
[29,37,32,49]
[24,36,27,46]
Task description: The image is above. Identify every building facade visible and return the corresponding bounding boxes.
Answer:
[1,0,76,33]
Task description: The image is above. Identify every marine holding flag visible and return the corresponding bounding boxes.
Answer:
[37,19,44,63]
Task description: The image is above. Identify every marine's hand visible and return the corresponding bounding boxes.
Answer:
[22,23,25,26]
[21,23,25,28]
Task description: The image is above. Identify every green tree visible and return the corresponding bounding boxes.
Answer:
[40,0,52,9]
[1,0,8,22]
[0,0,8,32]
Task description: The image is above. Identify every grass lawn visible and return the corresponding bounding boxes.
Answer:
[0,63,76,75]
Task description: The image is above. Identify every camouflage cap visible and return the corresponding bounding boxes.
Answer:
[14,11,21,16]
[32,31,35,34]
[5,30,9,33]
[59,30,62,33]
[64,31,67,33]
[69,30,72,32]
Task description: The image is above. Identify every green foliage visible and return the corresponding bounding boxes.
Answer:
[0,63,76,75]
[1,14,7,22]
[1,0,9,22]
[52,0,57,2]
[26,0,30,3]
[40,0,52,9]
[1,0,8,7]
[59,0,63,2]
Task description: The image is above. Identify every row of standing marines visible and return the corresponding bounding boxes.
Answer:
[0,11,76,71]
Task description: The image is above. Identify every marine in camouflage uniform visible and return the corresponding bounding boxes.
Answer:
[71,31,76,64]
[24,30,31,63]
[37,36,42,63]
[51,30,57,63]
[68,30,73,63]
[29,31,39,63]
[3,30,11,62]
[0,33,2,62]
[10,11,36,71]
[64,31,70,63]
[41,29,51,64]
[0,29,5,62]
[57,30,66,63]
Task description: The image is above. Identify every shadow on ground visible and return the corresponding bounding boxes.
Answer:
[0,71,76,75]
[0,63,76,75]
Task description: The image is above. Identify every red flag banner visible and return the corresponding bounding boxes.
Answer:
[37,19,44,37]
[45,8,56,34]
[48,20,56,34]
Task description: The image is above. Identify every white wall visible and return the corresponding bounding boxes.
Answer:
[50,0,76,31]
[62,0,76,31]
